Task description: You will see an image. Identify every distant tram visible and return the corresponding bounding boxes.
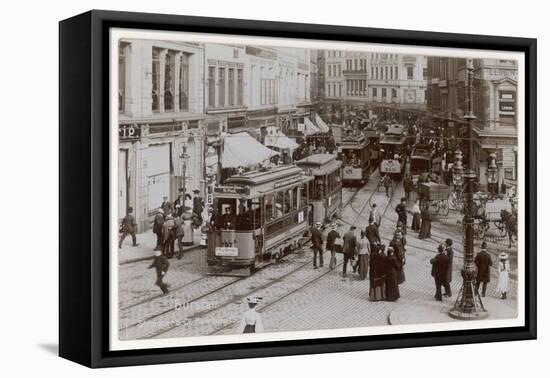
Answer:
[296,154,343,225]
[410,145,433,176]
[339,129,371,187]
[207,165,312,274]
[380,124,407,179]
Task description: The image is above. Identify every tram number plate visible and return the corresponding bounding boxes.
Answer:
[215,247,239,257]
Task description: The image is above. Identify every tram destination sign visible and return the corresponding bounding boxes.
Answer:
[214,186,250,195]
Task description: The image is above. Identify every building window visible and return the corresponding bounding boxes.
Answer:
[208,66,216,108]
[179,54,189,112]
[218,67,226,107]
[372,87,377,99]
[385,66,388,80]
[164,52,175,112]
[423,67,427,80]
[371,66,374,79]
[338,65,341,76]
[118,44,126,113]
[376,67,379,80]
[228,68,235,106]
[339,84,342,97]
[152,48,161,113]
[407,66,414,80]
[237,68,244,105]
[382,88,387,99]
[391,88,397,100]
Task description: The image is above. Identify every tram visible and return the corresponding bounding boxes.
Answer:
[380,124,407,179]
[207,165,313,274]
[295,154,343,225]
[410,144,433,176]
[340,129,371,187]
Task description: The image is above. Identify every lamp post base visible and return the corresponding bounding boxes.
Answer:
[449,307,489,320]
[448,274,489,320]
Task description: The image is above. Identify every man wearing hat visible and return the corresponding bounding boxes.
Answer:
[119,207,138,248]
[474,242,493,297]
[444,238,454,297]
[153,208,165,251]
[192,189,204,225]
[161,196,173,215]
[365,217,381,252]
[496,252,510,300]
[430,245,450,301]
[311,222,324,269]
[238,297,264,333]
[342,226,358,278]
[395,198,408,234]
[147,250,170,295]
[326,223,341,270]
[162,214,176,258]
[368,203,381,227]
[173,188,186,217]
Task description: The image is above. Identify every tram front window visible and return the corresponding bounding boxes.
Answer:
[216,198,260,231]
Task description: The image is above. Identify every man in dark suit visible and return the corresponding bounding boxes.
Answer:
[395,197,408,234]
[430,245,450,301]
[475,241,493,297]
[119,207,138,248]
[342,226,358,277]
[311,222,324,269]
[148,250,170,294]
[444,238,454,297]
[192,189,204,224]
[152,208,165,251]
[365,217,381,252]
[173,188,186,217]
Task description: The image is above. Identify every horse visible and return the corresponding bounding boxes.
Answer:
[500,209,517,248]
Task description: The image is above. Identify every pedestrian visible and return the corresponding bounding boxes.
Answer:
[430,245,450,301]
[119,207,138,248]
[369,245,386,301]
[173,188,186,217]
[365,217,381,252]
[474,241,493,297]
[395,197,408,234]
[326,223,341,270]
[404,174,414,201]
[162,214,176,258]
[238,297,264,334]
[153,208,165,251]
[411,199,421,232]
[161,196,173,215]
[174,214,185,259]
[148,250,170,295]
[419,204,432,239]
[444,238,454,294]
[310,222,324,269]
[368,203,382,227]
[192,189,204,225]
[383,174,392,197]
[342,226,358,278]
[496,253,510,300]
[354,231,369,280]
[390,231,406,285]
[384,247,400,302]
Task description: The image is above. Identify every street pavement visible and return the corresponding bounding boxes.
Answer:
[117,171,519,340]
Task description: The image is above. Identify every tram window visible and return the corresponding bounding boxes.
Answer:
[265,194,275,221]
[292,186,299,210]
[217,198,237,229]
[285,189,292,213]
[275,191,284,218]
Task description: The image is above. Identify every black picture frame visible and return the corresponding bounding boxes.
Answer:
[59,9,537,368]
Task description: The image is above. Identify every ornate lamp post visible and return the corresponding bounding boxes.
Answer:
[449,59,488,320]
[452,149,464,189]
[487,152,498,197]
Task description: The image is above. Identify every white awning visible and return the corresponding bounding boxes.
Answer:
[300,117,321,136]
[315,114,330,133]
[264,134,300,151]
[222,132,279,168]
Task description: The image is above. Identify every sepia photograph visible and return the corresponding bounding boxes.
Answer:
[111,28,525,351]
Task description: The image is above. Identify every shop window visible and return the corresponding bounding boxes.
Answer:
[152,48,161,112]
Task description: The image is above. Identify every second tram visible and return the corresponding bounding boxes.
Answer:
[340,129,371,187]
[207,165,312,274]
[380,124,407,179]
[296,154,343,225]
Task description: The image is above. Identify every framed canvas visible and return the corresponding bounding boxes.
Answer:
[59,10,537,368]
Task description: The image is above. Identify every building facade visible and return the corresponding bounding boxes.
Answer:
[426,57,518,189]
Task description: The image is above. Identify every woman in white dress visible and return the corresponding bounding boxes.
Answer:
[238,297,264,333]
[496,253,509,300]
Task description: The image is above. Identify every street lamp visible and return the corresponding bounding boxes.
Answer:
[449,59,488,320]
[452,149,464,188]
[487,152,498,196]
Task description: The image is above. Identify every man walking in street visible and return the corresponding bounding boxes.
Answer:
[365,217,381,252]
[311,222,324,269]
[148,250,170,295]
[444,238,454,297]
[475,241,493,297]
[342,226,358,278]
[395,197,408,234]
[153,208,165,251]
[162,214,176,258]
[326,223,341,270]
[174,213,185,259]
[404,174,414,201]
[430,244,450,301]
[369,203,382,227]
[119,207,138,248]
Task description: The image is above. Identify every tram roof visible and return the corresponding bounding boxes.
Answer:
[295,154,342,176]
[380,134,407,145]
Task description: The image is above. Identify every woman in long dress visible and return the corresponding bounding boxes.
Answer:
[384,247,401,302]
[390,233,405,285]
[355,231,369,280]
[369,245,386,301]
[238,297,264,333]
[496,253,510,300]
[411,199,422,232]
[419,204,432,239]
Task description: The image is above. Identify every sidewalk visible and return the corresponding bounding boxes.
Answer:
[118,228,203,265]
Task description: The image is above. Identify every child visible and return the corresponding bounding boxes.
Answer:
[496,253,509,300]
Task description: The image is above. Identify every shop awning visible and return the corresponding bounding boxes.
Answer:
[300,117,321,136]
[264,130,300,152]
[222,132,279,168]
[315,114,330,133]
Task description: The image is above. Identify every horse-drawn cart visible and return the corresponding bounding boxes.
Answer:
[418,182,451,216]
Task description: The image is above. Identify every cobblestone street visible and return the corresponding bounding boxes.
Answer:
[118,170,518,341]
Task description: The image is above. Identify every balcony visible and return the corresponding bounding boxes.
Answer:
[342,69,368,76]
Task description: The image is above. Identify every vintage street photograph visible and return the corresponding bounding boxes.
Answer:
[113,33,522,348]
